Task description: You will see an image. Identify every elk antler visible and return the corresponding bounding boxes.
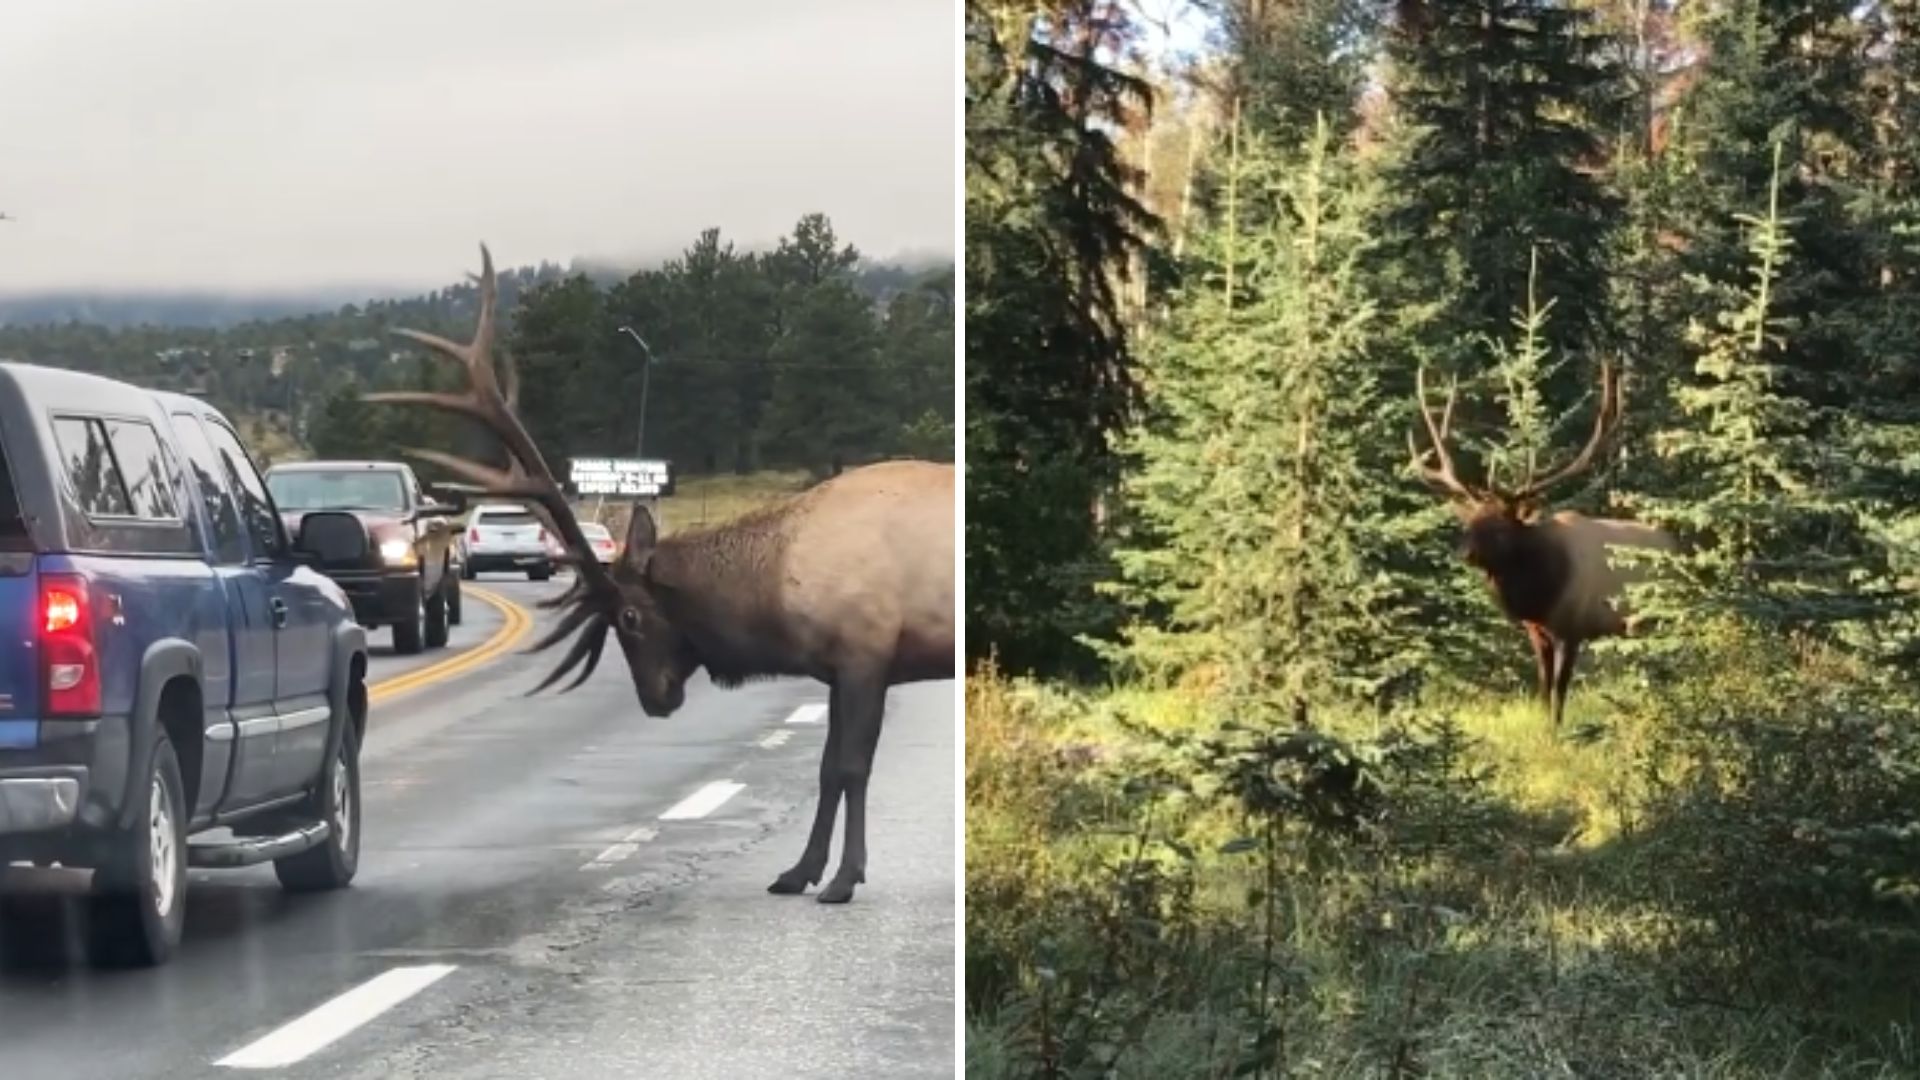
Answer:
[365,244,624,692]
[1407,365,1477,500]
[1509,359,1620,502]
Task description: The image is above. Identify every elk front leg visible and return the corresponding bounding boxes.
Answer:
[818,671,888,905]
[769,684,844,895]
[1550,638,1583,731]
[1525,625,1555,712]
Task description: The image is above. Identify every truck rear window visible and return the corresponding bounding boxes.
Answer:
[479,510,539,526]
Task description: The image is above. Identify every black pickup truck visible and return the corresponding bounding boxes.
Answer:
[263,461,464,655]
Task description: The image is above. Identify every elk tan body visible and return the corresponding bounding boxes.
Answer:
[1410,361,1677,728]
[647,461,956,694]
[368,246,955,904]
[1534,512,1677,640]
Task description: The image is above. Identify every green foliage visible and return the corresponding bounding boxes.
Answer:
[0,220,948,480]
[1379,0,1626,391]
[309,383,393,461]
[1630,141,1918,654]
[969,0,1920,1073]
[965,0,1159,676]
[1622,617,1920,1004]
[1107,117,1422,715]
[967,664,1920,1079]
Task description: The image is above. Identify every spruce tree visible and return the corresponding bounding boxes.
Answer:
[965,0,1159,675]
[1109,117,1418,720]
[1378,0,1627,391]
[1630,142,1915,652]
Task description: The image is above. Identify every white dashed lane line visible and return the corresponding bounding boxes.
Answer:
[220,700,827,1067]
[658,781,745,821]
[215,964,458,1069]
[580,825,661,871]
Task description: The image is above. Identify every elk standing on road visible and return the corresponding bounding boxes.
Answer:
[1407,360,1677,729]
[369,246,955,903]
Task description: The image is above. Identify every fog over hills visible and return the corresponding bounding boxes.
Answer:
[0,250,952,330]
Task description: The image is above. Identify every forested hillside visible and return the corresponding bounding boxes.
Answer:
[967,0,1920,1075]
[0,214,952,479]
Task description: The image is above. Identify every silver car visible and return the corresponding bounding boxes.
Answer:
[458,504,554,581]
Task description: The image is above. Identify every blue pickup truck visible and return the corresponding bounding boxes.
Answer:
[0,361,369,967]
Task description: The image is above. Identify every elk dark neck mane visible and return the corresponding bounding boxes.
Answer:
[646,498,811,688]
[1464,513,1571,626]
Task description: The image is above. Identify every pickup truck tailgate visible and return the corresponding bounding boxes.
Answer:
[0,436,34,739]
[0,551,35,741]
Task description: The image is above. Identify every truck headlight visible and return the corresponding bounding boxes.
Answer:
[379,539,416,566]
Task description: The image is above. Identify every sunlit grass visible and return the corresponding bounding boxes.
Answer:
[964,666,1918,1078]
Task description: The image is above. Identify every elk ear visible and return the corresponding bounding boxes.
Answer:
[620,505,658,575]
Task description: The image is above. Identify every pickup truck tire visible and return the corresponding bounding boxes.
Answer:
[87,730,189,968]
[392,587,425,655]
[447,573,464,626]
[528,566,552,582]
[425,587,450,649]
[274,720,361,892]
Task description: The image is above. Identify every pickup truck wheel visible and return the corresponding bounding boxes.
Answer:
[528,565,552,582]
[392,588,425,655]
[87,731,188,968]
[424,586,450,649]
[447,574,464,626]
[274,721,361,892]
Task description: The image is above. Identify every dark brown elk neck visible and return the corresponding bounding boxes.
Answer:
[648,509,809,685]
[1482,525,1572,628]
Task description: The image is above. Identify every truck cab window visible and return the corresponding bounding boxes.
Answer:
[52,416,135,518]
[103,419,182,521]
[170,412,248,565]
[202,421,285,560]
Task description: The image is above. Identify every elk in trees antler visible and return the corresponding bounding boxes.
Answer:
[367,245,955,904]
[1407,360,1677,729]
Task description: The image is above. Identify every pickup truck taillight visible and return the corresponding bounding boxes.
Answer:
[469,526,481,543]
[41,574,101,717]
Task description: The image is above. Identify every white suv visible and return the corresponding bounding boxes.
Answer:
[458,504,554,581]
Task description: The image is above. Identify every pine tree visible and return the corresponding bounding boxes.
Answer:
[1378,0,1627,391]
[1631,142,1915,651]
[965,0,1159,675]
[1108,117,1419,720]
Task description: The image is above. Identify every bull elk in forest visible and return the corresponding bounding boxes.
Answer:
[368,246,955,904]
[1407,360,1677,729]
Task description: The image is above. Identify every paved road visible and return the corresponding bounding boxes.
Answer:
[0,578,956,1079]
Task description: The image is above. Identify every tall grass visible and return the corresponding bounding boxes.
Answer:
[966,646,1920,1078]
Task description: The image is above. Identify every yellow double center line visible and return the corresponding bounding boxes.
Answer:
[367,586,533,704]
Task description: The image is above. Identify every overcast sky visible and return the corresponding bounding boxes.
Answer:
[0,0,955,294]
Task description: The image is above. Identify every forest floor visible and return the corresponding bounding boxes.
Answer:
[965,664,1920,1079]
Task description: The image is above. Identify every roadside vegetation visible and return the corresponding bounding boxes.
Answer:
[575,470,815,539]
[966,0,1920,1074]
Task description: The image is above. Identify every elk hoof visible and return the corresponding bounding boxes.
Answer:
[816,875,860,904]
[767,867,817,895]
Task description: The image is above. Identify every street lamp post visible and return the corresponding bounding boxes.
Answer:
[615,325,657,459]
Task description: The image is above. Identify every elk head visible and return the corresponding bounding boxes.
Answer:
[1407,359,1622,580]
[365,245,694,717]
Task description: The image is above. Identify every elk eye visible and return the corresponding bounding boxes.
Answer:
[618,608,642,633]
